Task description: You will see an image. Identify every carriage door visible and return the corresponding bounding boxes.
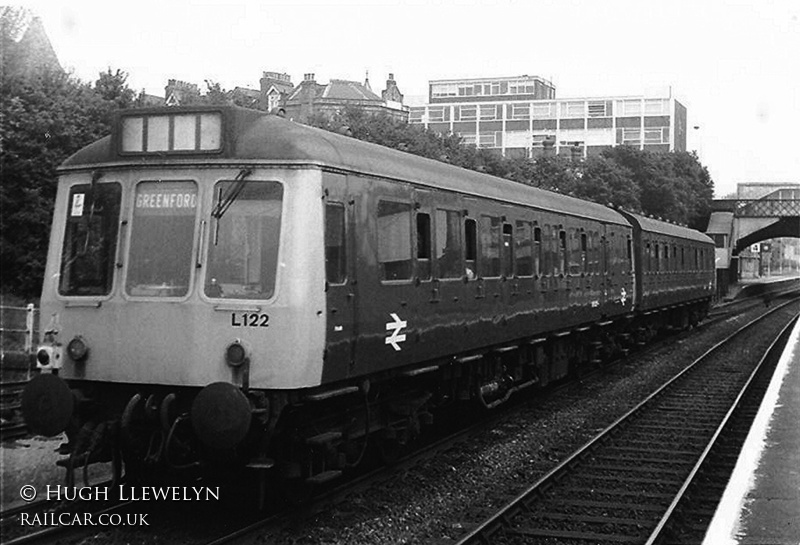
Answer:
[321,172,357,383]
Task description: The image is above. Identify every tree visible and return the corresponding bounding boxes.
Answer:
[1,9,136,296]
[95,68,135,109]
[574,156,640,211]
[600,146,713,225]
[203,80,231,105]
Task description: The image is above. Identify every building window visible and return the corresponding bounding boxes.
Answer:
[479,104,498,120]
[428,107,446,123]
[431,84,458,98]
[644,128,663,144]
[645,99,668,115]
[509,80,537,95]
[619,99,642,116]
[460,133,477,146]
[532,134,555,148]
[587,100,612,117]
[560,101,586,118]
[510,103,530,120]
[532,102,556,118]
[409,107,425,123]
[459,105,477,121]
[618,128,641,146]
[478,132,500,148]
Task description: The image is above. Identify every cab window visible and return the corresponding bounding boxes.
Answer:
[204,180,283,299]
[59,183,122,296]
[127,180,197,297]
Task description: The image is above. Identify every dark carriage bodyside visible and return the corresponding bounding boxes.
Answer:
[618,210,715,312]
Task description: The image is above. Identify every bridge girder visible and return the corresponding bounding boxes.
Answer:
[733,216,800,254]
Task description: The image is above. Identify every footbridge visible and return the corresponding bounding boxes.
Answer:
[706,183,800,294]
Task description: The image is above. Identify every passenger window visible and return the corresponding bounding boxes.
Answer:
[325,202,346,285]
[464,218,477,278]
[626,236,632,273]
[567,229,580,275]
[559,230,567,275]
[436,209,462,279]
[502,223,513,277]
[480,215,501,278]
[515,221,532,277]
[533,226,542,276]
[416,212,431,281]
[580,232,588,273]
[377,200,412,281]
[544,225,555,276]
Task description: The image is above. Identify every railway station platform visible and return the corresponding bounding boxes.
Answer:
[721,274,799,303]
[702,315,800,545]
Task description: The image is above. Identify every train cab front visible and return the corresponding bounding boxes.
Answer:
[22,107,328,484]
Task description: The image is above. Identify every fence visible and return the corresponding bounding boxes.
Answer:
[0,304,38,376]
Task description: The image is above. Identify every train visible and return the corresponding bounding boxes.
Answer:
[22,105,715,497]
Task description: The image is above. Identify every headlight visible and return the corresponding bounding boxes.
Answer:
[225,341,248,367]
[36,345,63,369]
[36,347,51,366]
[67,336,89,361]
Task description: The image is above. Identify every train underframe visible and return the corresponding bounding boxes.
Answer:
[44,299,709,501]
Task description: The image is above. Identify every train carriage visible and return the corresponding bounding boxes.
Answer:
[23,105,714,493]
[620,211,716,330]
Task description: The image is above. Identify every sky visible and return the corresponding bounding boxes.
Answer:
[16,0,800,198]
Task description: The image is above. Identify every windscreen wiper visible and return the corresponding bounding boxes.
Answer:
[212,168,252,245]
[211,168,252,220]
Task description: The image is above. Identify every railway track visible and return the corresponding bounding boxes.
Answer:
[194,301,789,545]
[0,380,29,440]
[2,291,794,545]
[454,296,799,545]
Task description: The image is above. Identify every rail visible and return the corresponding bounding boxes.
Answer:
[455,296,799,544]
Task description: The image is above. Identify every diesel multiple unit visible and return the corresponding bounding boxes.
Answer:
[23,106,715,495]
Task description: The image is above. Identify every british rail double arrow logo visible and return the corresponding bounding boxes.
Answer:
[385,313,407,351]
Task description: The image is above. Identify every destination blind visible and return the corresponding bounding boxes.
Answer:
[134,181,198,216]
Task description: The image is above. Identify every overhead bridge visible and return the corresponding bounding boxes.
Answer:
[706,183,800,296]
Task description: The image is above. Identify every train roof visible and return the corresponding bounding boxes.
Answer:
[62,106,630,225]
[621,210,714,244]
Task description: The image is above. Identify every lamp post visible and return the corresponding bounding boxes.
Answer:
[692,125,701,158]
